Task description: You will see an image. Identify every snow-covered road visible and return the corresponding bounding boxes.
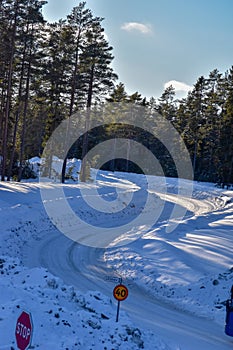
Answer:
[22,180,233,350]
[2,169,233,348]
[22,230,233,350]
[3,171,229,349]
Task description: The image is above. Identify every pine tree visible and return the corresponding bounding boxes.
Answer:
[78,20,117,182]
[107,82,128,102]
[0,0,20,180]
[218,68,233,185]
[152,85,178,177]
[156,85,176,122]
[61,2,97,182]
[197,69,223,181]
[16,0,46,181]
[0,0,46,181]
[181,76,206,178]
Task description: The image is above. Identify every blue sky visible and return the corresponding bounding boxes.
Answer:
[42,0,233,99]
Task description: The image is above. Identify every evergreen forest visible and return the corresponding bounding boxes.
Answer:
[0,1,233,185]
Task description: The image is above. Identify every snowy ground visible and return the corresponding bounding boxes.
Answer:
[1,163,233,349]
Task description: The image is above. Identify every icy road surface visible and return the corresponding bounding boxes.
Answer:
[20,173,233,350]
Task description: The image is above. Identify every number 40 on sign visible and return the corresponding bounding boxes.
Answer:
[113,284,128,322]
[113,284,128,301]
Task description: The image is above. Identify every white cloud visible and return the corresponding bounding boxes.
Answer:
[121,22,152,34]
[164,80,192,93]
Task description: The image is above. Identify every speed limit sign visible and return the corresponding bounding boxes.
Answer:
[113,284,128,301]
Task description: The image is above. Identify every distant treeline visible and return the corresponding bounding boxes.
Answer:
[0,1,233,185]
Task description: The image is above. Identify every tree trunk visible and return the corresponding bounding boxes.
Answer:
[7,29,28,180]
[79,64,94,182]
[17,32,32,182]
[61,32,81,184]
[1,0,19,181]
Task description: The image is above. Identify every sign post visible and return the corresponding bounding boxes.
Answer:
[113,283,128,322]
[15,311,33,350]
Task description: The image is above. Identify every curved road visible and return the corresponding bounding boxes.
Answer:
[23,227,233,350]
[20,182,233,349]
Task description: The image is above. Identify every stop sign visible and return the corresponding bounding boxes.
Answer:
[15,311,33,350]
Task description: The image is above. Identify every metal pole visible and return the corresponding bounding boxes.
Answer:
[116,277,122,322]
[116,300,120,322]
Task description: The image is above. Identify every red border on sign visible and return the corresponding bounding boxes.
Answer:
[113,284,128,301]
[15,311,33,350]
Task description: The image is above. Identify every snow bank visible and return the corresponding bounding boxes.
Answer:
[0,256,169,349]
[1,170,233,349]
[28,156,81,181]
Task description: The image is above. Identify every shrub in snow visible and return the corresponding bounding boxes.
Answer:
[47,278,59,289]
[21,163,37,179]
